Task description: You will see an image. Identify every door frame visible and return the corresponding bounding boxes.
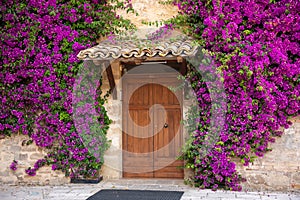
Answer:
[121,72,184,178]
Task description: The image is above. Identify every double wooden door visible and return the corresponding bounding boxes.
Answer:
[122,74,184,178]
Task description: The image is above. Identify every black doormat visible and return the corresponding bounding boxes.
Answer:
[86,189,184,200]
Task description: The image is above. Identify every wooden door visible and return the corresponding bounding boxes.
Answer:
[122,74,184,178]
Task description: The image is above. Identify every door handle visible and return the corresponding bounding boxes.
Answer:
[164,123,168,128]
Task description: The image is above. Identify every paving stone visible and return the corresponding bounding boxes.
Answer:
[236,194,262,199]
[0,180,299,200]
[207,192,236,198]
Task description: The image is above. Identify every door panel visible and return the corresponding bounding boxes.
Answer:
[122,74,183,178]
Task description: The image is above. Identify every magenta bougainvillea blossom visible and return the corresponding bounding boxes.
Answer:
[10,160,18,171]
[1,0,133,178]
[174,0,300,190]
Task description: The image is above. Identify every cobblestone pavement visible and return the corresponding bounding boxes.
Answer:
[0,179,299,200]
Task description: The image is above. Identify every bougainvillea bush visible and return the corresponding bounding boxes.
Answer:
[171,0,300,190]
[0,0,134,178]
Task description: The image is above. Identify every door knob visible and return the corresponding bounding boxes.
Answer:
[164,123,168,128]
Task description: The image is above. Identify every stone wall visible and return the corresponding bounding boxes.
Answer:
[236,117,300,192]
[0,134,69,185]
[100,61,123,179]
[115,0,179,28]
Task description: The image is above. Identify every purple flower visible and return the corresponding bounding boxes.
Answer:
[10,160,18,171]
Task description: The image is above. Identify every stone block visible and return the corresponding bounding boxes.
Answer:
[241,182,262,192]
[1,153,14,162]
[244,164,262,170]
[18,153,28,161]
[291,172,300,184]
[261,165,275,170]
[247,174,266,185]
[16,175,24,181]
[265,172,290,187]
[1,176,18,184]
[101,164,122,179]
[0,169,10,176]
[22,145,37,152]
[29,153,45,160]
[49,177,69,185]
[1,139,14,145]
[274,164,299,171]
[10,146,21,152]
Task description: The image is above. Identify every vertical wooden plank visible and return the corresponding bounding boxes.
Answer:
[137,86,142,105]
[143,84,149,106]
[168,88,174,105]
[159,109,165,154]
[129,83,135,105]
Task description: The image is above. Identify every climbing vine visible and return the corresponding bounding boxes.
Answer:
[1,0,135,178]
[167,0,300,190]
